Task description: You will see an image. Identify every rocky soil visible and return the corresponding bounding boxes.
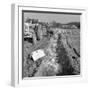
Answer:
[23,20,80,78]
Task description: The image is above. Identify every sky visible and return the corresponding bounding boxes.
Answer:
[24,12,80,24]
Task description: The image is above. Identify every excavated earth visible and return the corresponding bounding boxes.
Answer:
[23,28,80,78]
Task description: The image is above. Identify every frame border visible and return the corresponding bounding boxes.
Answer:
[11,4,87,87]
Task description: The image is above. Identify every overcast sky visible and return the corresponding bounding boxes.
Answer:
[24,12,80,24]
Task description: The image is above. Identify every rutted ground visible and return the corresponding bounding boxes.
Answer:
[23,19,80,78]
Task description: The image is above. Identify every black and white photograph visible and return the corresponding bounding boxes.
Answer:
[22,10,81,78]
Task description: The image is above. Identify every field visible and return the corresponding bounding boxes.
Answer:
[23,19,80,78]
